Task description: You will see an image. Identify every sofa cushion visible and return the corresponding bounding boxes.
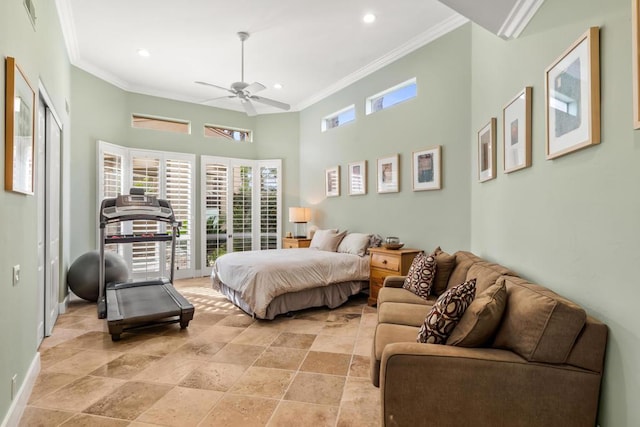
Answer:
[417,279,476,344]
[371,323,419,387]
[378,287,433,306]
[446,251,482,290]
[402,251,436,300]
[492,276,586,363]
[432,247,456,296]
[463,261,514,295]
[447,280,507,347]
[378,301,432,327]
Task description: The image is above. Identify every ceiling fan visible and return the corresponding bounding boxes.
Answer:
[195,31,290,116]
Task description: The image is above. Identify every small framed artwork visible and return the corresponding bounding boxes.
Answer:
[545,27,600,159]
[348,160,367,195]
[377,154,399,193]
[412,146,441,191]
[633,0,640,129]
[503,87,532,173]
[5,56,36,195]
[478,118,497,183]
[325,166,340,197]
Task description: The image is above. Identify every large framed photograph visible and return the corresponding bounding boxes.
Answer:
[5,56,35,195]
[412,146,441,191]
[545,27,600,159]
[325,166,340,197]
[348,160,367,195]
[377,154,399,193]
[633,0,640,129]
[503,87,532,173]
[478,118,497,182]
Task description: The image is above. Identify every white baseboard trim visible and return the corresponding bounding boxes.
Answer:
[58,293,69,315]
[1,353,41,427]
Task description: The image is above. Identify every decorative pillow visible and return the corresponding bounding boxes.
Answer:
[309,229,339,249]
[432,246,457,296]
[446,280,507,347]
[337,233,372,256]
[368,234,383,248]
[417,279,476,344]
[402,251,437,300]
[313,230,347,252]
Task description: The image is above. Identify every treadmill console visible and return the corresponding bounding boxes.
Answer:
[102,193,173,219]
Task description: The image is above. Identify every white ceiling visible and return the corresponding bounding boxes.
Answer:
[55,0,469,115]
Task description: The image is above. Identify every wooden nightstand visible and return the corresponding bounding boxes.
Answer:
[282,237,312,249]
[368,247,421,306]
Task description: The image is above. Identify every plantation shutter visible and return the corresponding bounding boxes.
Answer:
[131,156,161,276]
[232,165,253,252]
[102,152,123,251]
[204,163,228,267]
[259,163,280,249]
[165,159,192,272]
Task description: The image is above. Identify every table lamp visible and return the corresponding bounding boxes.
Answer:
[289,207,311,238]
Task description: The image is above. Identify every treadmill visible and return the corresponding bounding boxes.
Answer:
[97,188,194,341]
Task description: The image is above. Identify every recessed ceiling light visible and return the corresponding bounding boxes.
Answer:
[363,13,376,24]
[137,48,150,57]
[274,83,283,90]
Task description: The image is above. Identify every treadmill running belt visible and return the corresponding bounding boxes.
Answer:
[116,285,182,323]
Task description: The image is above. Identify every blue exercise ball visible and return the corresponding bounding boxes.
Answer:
[67,250,129,302]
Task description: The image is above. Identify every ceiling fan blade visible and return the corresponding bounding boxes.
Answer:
[249,95,290,111]
[241,99,257,116]
[195,81,234,94]
[244,82,266,94]
[201,95,236,104]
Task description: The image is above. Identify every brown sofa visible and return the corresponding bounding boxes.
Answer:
[371,250,607,427]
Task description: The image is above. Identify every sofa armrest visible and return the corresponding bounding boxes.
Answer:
[380,343,602,427]
[383,276,406,288]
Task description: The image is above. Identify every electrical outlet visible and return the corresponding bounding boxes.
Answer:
[11,374,16,400]
[12,265,20,286]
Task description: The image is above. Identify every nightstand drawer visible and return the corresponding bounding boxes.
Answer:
[371,253,401,272]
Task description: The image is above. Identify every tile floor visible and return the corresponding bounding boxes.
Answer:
[20,278,381,426]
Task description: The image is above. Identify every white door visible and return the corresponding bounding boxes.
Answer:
[45,109,61,335]
[36,101,46,342]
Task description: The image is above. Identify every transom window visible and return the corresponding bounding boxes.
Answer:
[366,78,417,115]
[204,124,253,142]
[321,105,356,132]
[131,114,190,134]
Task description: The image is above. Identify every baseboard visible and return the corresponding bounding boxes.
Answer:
[1,353,41,427]
[58,293,69,315]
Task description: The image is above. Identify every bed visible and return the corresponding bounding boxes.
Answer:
[211,231,376,319]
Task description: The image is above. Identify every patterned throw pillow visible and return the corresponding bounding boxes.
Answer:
[417,279,477,344]
[402,251,437,300]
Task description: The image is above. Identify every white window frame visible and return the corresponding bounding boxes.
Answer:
[365,77,417,115]
[321,104,356,132]
[204,123,254,142]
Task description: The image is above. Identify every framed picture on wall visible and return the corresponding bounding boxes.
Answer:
[478,118,497,182]
[4,56,35,195]
[633,1,640,129]
[377,154,399,193]
[503,87,532,173]
[348,160,367,195]
[545,27,600,159]
[412,145,441,191]
[325,166,340,197]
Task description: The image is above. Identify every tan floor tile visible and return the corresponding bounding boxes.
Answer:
[284,372,346,406]
[336,405,381,427]
[353,335,374,357]
[300,351,351,376]
[130,335,190,357]
[46,349,122,375]
[210,343,266,365]
[60,413,130,426]
[38,328,87,349]
[133,355,202,384]
[199,394,278,427]
[327,313,362,323]
[31,375,126,412]
[311,334,356,354]
[198,325,246,343]
[90,353,161,379]
[65,300,99,317]
[270,332,316,349]
[136,386,223,426]
[28,372,81,403]
[188,311,227,326]
[179,362,247,392]
[231,327,281,346]
[83,381,172,420]
[271,319,325,334]
[293,309,331,322]
[267,401,339,427]
[169,338,227,361]
[217,313,255,328]
[18,407,74,426]
[39,346,84,370]
[341,377,380,410]
[320,321,361,337]
[253,346,307,370]
[348,355,371,378]
[56,330,147,352]
[229,367,295,399]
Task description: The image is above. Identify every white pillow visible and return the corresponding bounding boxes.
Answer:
[310,229,345,252]
[337,233,372,256]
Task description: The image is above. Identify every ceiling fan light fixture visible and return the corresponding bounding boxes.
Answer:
[274,83,283,90]
[363,13,376,24]
[137,48,150,57]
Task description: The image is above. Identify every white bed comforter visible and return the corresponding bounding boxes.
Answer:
[212,248,370,318]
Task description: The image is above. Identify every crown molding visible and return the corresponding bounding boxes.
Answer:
[295,14,469,111]
[497,0,545,39]
[54,0,79,63]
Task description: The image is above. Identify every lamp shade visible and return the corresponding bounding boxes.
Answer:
[289,207,311,223]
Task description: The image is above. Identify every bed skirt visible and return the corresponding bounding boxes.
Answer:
[215,280,368,320]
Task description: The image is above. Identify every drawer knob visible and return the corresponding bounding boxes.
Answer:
[382,260,387,264]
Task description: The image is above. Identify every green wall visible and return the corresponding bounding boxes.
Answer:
[469,0,637,425]
[69,67,300,268]
[299,25,472,253]
[0,0,70,421]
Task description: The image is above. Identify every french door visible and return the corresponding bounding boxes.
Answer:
[201,156,281,276]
